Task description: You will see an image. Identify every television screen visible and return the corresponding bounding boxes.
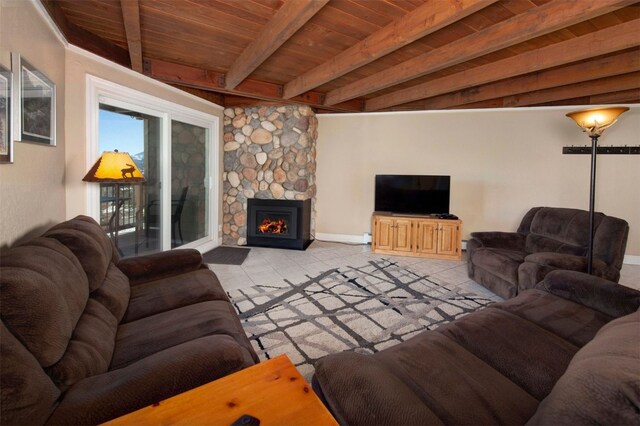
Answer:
[375,175,450,215]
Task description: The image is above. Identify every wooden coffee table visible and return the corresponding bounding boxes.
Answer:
[104,355,338,425]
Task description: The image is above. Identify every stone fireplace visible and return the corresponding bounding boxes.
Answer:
[222,105,317,246]
[247,199,312,250]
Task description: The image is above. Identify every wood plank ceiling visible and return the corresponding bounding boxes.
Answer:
[42,0,640,113]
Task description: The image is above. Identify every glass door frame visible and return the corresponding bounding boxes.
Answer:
[86,75,220,252]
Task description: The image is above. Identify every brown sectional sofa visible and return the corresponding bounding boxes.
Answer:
[313,270,640,425]
[1,216,258,425]
[467,207,629,299]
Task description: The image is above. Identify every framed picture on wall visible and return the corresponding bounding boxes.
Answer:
[19,57,56,146]
[0,63,12,163]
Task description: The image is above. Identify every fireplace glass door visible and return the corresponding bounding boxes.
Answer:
[255,209,295,239]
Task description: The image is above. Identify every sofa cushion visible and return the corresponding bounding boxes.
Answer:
[111,300,255,369]
[46,299,117,391]
[313,332,539,426]
[524,208,600,255]
[592,215,629,270]
[437,307,579,400]
[528,208,602,248]
[493,289,612,348]
[0,322,61,426]
[527,311,640,425]
[0,238,89,367]
[46,335,247,425]
[375,332,539,425]
[471,247,525,284]
[313,352,446,426]
[469,264,517,299]
[91,263,131,322]
[123,268,230,323]
[44,215,118,291]
[46,265,130,391]
[524,234,586,256]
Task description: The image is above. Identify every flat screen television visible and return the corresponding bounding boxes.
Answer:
[375,175,450,215]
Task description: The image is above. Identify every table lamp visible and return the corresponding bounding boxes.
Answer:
[83,149,145,251]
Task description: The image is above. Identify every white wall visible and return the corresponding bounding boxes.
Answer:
[316,106,640,256]
[0,0,66,247]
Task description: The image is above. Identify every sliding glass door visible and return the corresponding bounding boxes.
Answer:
[171,120,209,248]
[98,103,163,256]
[88,76,218,257]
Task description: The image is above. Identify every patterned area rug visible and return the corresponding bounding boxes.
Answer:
[228,258,496,380]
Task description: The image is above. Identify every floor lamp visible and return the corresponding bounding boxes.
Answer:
[565,106,629,274]
[83,150,145,252]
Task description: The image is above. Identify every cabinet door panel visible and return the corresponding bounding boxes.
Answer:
[393,219,413,252]
[416,221,437,254]
[375,217,394,251]
[438,223,459,256]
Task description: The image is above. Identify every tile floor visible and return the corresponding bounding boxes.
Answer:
[209,240,640,293]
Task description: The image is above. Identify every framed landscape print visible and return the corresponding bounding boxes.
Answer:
[20,57,55,146]
[0,63,12,163]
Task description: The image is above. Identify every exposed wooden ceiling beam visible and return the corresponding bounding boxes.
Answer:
[502,72,640,108]
[171,85,225,106]
[41,0,131,67]
[224,0,329,90]
[282,0,496,100]
[325,0,636,106]
[120,0,143,73]
[144,58,363,112]
[591,88,640,104]
[422,49,640,109]
[365,18,640,111]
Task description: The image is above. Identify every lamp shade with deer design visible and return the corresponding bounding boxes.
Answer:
[83,150,145,183]
[83,150,145,254]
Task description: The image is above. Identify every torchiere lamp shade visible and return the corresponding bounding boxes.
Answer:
[83,150,145,183]
[566,107,629,137]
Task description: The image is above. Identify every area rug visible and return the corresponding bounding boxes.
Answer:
[228,258,496,380]
[202,246,250,265]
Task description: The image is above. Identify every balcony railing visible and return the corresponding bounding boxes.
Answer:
[100,183,139,232]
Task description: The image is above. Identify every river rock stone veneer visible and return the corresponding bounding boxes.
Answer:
[222,105,318,246]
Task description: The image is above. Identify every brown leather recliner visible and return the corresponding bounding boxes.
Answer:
[467,207,629,299]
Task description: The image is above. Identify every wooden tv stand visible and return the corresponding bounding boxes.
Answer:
[371,212,462,260]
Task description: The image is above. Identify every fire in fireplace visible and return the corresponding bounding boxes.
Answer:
[247,199,312,250]
[258,217,288,235]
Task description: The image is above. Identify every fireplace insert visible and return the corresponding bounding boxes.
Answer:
[247,198,312,250]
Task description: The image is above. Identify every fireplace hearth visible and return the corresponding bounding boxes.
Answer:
[247,199,312,250]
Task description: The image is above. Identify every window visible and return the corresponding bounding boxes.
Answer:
[86,75,219,256]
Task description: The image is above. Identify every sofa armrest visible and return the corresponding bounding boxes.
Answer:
[45,335,249,425]
[536,270,640,318]
[117,249,204,286]
[469,231,526,251]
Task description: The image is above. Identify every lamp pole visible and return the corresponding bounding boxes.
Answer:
[587,134,599,275]
[114,182,121,251]
[566,106,628,276]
